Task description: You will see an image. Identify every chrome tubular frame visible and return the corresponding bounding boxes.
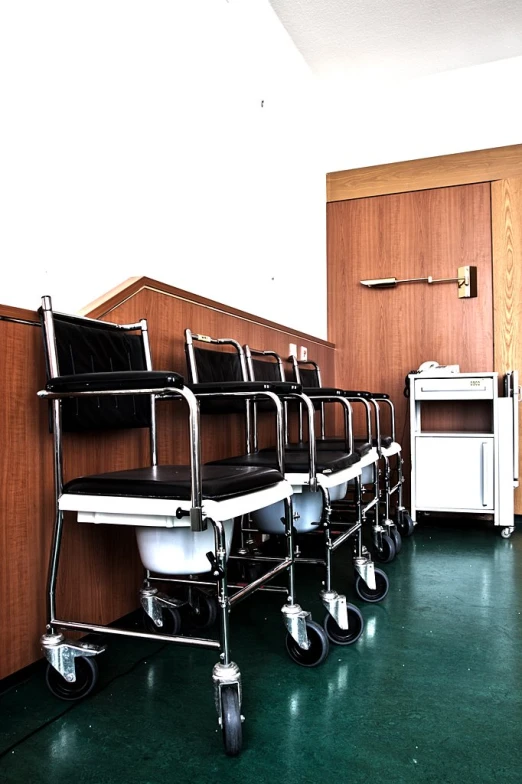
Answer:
[141,318,158,467]
[195,390,284,473]
[185,328,253,452]
[244,346,287,451]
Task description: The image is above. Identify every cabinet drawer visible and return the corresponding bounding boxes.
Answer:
[415,436,494,510]
[413,376,494,400]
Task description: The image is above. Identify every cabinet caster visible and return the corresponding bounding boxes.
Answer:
[500,527,515,539]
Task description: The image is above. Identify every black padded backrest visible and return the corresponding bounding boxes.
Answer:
[250,357,284,383]
[40,310,151,432]
[190,346,244,383]
[298,367,320,387]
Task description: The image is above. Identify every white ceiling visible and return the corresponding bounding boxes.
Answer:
[268,0,522,84]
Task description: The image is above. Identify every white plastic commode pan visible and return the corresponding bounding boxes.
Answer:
[250,483,347,534]
[136,518,234,575]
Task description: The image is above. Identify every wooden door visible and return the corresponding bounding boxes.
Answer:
[327,183,494,502]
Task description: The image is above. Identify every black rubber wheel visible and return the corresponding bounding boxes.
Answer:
[398,510,414,537]
[390,526,402,554]
[143,606,182,635]
[221,685,242,757]
[188,591,218,630]
[323,604,364,646]
[355,568,390,603]
[286,620,330,667]
[374,533,396,563]
[45,656,99,701]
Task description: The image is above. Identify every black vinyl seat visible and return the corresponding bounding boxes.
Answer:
[64,465,285,501]
[47,370,184,393]
[210,449,360,474]
[283,438,373,457]
[190,381,301,396]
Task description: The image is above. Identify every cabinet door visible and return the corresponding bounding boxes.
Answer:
[415,437,494,510]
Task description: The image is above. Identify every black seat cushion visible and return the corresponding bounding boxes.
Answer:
[210,449,360,473]
[190,381,301,395]
[64,465,284,501]
[47,370,184,393]
[375,436,393,448]
[284,439,354,453]
[302,387,345,397]
[352,440,372,456]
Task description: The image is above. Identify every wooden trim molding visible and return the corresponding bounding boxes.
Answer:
[0,304,39,324]
[81,276,335,348]
[492,177,522,514]
[327,144,522,202]
[492,178,522,374]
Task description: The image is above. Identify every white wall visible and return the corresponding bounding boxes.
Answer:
[0,1,327,338]
[324,55,522,173]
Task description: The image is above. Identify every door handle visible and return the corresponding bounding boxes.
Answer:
[481,442,490,507]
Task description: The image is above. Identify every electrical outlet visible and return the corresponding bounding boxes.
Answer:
[289,343,297,357]
[299,346,308,361]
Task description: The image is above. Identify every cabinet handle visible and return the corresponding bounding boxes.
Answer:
[481,442,490,507]
[513,371,519,485]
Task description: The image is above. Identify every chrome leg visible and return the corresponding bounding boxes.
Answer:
[319,485,349,630]
[211,518,232,665]
[285,496,296,604]
[47,509,65,631]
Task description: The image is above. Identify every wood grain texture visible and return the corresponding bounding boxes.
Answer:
[0,320,55,679]
[82,276,335,348]
[327,184,494,500]
[327,144,522,203]
[0,304,39,323]
[492,178,522,512]
[1,291,334,679]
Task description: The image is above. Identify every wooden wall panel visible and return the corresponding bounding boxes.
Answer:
[0,320,54,679]
[492,178,522,513]
[0,286,334,680]
[327,183,494,499]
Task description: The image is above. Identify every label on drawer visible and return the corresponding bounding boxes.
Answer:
[414,377,494,400]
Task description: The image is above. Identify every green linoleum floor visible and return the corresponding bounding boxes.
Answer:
[1,520,522,784]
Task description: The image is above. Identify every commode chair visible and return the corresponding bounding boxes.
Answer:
[186,332,389,644]
[290,357,413,558]
[38,297,320,757]
[244,347,391,596]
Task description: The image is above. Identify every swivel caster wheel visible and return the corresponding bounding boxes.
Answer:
[323,604,364,646]
[143,606,182,635]
[355,568,390,603]
[45,656,99,701]
[374,534,396,563]
[286,620,329,667]
[398,510,414,537]
[390,526,402,554]
[220,685,242,757]
[500,527,515,539]
[187,590,218,630]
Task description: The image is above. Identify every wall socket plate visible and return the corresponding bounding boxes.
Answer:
[299,346,308,361]
[289,343,297,357]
